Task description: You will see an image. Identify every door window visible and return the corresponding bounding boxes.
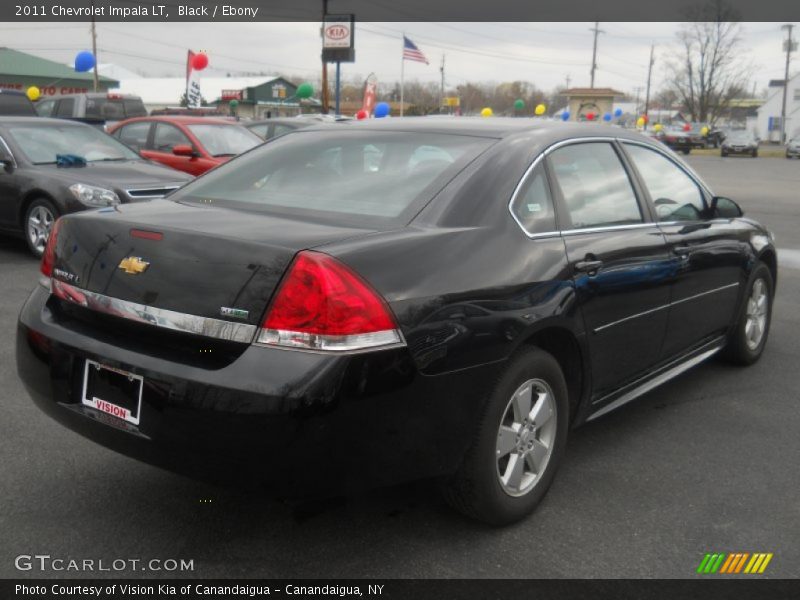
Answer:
[510,162,557,234]
[35,99,56,117]
[624,143,706,222]
[54,98,75,117]
[152,123,191,152]
[548,142,642,230]
[116,122,150,152]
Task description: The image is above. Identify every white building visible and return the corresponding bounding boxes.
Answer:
[755,73,800,143]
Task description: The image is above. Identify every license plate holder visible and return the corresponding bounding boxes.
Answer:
[81,360,143,426]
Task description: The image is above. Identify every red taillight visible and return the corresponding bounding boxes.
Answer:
[39,218,62,279]
[130,228,163,241]
[257,251,402,352]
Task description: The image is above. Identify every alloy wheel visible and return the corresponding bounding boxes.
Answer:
[744,278,769,350]
[495,378,557,497]
[27,205,55,255]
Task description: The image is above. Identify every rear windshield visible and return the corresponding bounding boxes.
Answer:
[85,97,148,120]
[0,93,36,116]
[172,130,494,226]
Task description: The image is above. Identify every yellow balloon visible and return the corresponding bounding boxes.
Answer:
[701,126,709,136]
[480,107,493,117]
[534,103,546,116]
[26,86,40,102]
[636,117,645,127]
[654,123,663,132]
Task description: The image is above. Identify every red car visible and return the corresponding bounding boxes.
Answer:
[108,116,262,176]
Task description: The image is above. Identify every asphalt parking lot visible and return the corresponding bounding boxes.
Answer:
[1,154,799,579]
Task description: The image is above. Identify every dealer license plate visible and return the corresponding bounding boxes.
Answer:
[81,360,143,426]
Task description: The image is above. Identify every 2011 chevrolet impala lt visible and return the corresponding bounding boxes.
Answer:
[17,119,776,524]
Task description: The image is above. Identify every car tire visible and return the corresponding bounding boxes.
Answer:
[752,150,758,158]
[682,148,690,155]
[721,150,728,157]
[23,198,59,258]
[723,262,774,366]
[441,347,569,525]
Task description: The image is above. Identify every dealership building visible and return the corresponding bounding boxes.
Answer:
[0,48,118,96]
[109,74,319,118]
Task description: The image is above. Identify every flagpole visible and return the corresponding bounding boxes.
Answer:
[400,33,405,117]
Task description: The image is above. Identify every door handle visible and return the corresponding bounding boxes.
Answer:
[574,259,604,273]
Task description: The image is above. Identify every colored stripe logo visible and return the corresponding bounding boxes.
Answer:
[697,552,773,574]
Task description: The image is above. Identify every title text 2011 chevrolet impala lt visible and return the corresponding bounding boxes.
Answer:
[17,119,776,524]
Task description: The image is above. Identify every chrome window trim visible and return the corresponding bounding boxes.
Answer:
[508,135,720,240]
[50,279,258,343]
[124,185,182,199]
[0,134,18,169]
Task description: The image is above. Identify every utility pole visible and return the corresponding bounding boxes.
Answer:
[565,74,571,89]
[321,0,329,114]
[439,54,445,113]
[589,22,604,88]
[90,1,98,92]
[780,24,795,144]
[643,44,655,128]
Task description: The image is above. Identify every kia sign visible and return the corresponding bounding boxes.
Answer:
[322,14,355,63]
[324,21,351,48]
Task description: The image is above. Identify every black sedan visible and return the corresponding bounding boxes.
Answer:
[17,119,776,525]
[0,117,191,256]
[721,131,759,157]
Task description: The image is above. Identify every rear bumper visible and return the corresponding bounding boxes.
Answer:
[17,285,498,495]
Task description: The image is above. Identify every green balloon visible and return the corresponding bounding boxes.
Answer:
[514,99,525,110]
[296,82,314,99]
[229,99,239,108]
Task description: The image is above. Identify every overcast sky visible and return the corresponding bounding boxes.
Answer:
[1,21,795,95]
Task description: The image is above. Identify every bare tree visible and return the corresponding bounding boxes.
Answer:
[667,0,752,124]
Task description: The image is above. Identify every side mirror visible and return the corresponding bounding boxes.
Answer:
[711,196,743,219]
[172,144,196,157]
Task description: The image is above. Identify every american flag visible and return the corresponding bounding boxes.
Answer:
[403,36,429,65]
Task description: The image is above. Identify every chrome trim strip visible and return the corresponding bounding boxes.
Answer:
[561,222,656,236]
[50,279,257,343]
[0,135,18,169]
[587,344,723,421]
[670,282,740,307]
[593,282,740,333]
[124,185,182,199]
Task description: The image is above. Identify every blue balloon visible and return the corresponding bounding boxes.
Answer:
[561,111,570,121]
[613,108,623,118]
[374,102,390,118]
[75,51,95,73]
[603,112,612,122]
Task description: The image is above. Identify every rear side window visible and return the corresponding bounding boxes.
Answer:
[624,143,706,222]
[548,142,642,230]
[55,98,75,117]
[116,122,150,152]
[0,93,37,116]
[173,130,493,226]
[510,163,557,234]
[123,98,147,118]
[85,97,147,120]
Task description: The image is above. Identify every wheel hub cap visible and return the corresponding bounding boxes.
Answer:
[496,378,557,497]
[27,205,55,254]
[744,278,768,351]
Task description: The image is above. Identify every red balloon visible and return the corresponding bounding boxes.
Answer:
[586,112,595,121]
[356,109,368,120]
[682,123,691,132]
[641,115,649,124]
[192,52,209,71]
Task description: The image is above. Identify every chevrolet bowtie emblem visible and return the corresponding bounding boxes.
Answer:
[118,256,150,275]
